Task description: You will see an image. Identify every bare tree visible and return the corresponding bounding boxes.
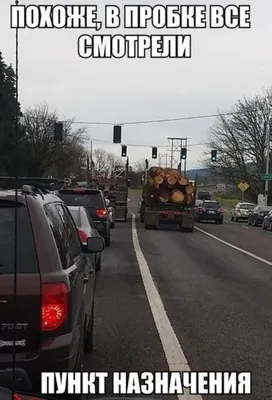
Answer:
[21,103,87,177]
[134,158,147,173]
[203,87,272,198]
[92,148,124,176]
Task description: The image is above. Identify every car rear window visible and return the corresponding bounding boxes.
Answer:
[259,206,272,212]
[58,192,104,208]
[203,202,220,208]
[0,203,38,274]
[68,208,81,226]
[240,204,255,209]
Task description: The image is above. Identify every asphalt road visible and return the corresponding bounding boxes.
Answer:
[87,193,272,400]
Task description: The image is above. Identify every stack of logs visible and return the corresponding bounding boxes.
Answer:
[144,167,195,204]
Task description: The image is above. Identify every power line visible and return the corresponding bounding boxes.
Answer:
[89,138,204,148]
[72,111,238,126]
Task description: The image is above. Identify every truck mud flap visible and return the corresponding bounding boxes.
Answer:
[144,210,159,230]
[180,214,195,232]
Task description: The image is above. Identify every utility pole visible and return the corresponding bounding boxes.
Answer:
[168,137,188,170]
[264,122,271,205]
[90,140,93,179]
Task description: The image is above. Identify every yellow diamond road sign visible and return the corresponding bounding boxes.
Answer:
[237,180,249,192]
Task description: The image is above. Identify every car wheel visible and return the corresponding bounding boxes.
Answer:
[231,216,234,221]
[262,221,266,230]
[269,222,272,231]
[218,220,223,224]
[248,218,251,225]
[85,306,94,354]
[96,255,101,271]
[105,236,111,247]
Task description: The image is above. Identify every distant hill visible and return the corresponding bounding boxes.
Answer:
[185,168,217,183]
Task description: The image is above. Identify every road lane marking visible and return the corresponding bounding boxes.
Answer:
[131,213,203,400]
[242,226,249,229]
[195,227,272,266]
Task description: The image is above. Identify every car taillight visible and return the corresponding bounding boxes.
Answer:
[78,228,89,245]
[96,208,108,217]
[199,207,205,212]
[14,394,41,400]
[73,188,85,192]
[218,208,224,213]
[41,283,68,331]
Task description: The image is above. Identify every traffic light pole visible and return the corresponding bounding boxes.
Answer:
[184,137,188,174]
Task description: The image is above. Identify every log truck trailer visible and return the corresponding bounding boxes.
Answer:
[89,157,130,221]
[139,160,197,232]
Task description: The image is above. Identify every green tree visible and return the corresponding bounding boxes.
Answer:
[0,52,23,175]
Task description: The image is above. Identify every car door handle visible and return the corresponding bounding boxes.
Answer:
[83,275,89,283]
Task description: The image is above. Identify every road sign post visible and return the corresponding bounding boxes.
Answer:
[237,180,249,202]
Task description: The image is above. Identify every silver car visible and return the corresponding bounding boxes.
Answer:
[230,202,256,222]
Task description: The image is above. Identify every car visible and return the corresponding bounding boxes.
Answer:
[248,205,272,227]
[105,198,116,228]
[195,200,224,223]
[0,183,104,398]
[230,202,255,222]
[68,205,104,271]
[262,210,272,230]
[197,191,211,200]
[58,187,111,247]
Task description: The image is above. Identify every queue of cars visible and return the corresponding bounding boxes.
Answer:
[195,198,272,231]
[230,203,272,230]
[0,183,115,399]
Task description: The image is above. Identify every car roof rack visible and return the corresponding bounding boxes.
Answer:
[0,176,59,190]
[21,184,50,199]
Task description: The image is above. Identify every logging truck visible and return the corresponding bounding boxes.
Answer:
[139,165,197,232]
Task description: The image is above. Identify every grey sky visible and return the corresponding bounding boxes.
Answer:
[1,0,271,169]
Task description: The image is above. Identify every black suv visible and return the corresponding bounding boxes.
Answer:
[58,188,111,246]
[0,183,104,398]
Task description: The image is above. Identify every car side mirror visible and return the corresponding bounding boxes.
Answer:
[85,236,105,253]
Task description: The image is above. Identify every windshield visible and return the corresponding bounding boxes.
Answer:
[240,204,255,209]
[0,204,38,274]
[59,193,104,208]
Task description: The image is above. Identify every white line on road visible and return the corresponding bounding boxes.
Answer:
[131,213,203,400]
[242,226,249,229]
[195,227,272,266]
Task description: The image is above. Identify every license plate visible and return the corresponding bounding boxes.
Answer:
[208,210,215,214]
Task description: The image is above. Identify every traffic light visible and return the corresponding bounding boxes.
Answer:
[113,125,122,143]
[211,149,217,162]
[181,147,187,159]
[54,122,63,142]
[152,147,157,159]
[121,145,127,157]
